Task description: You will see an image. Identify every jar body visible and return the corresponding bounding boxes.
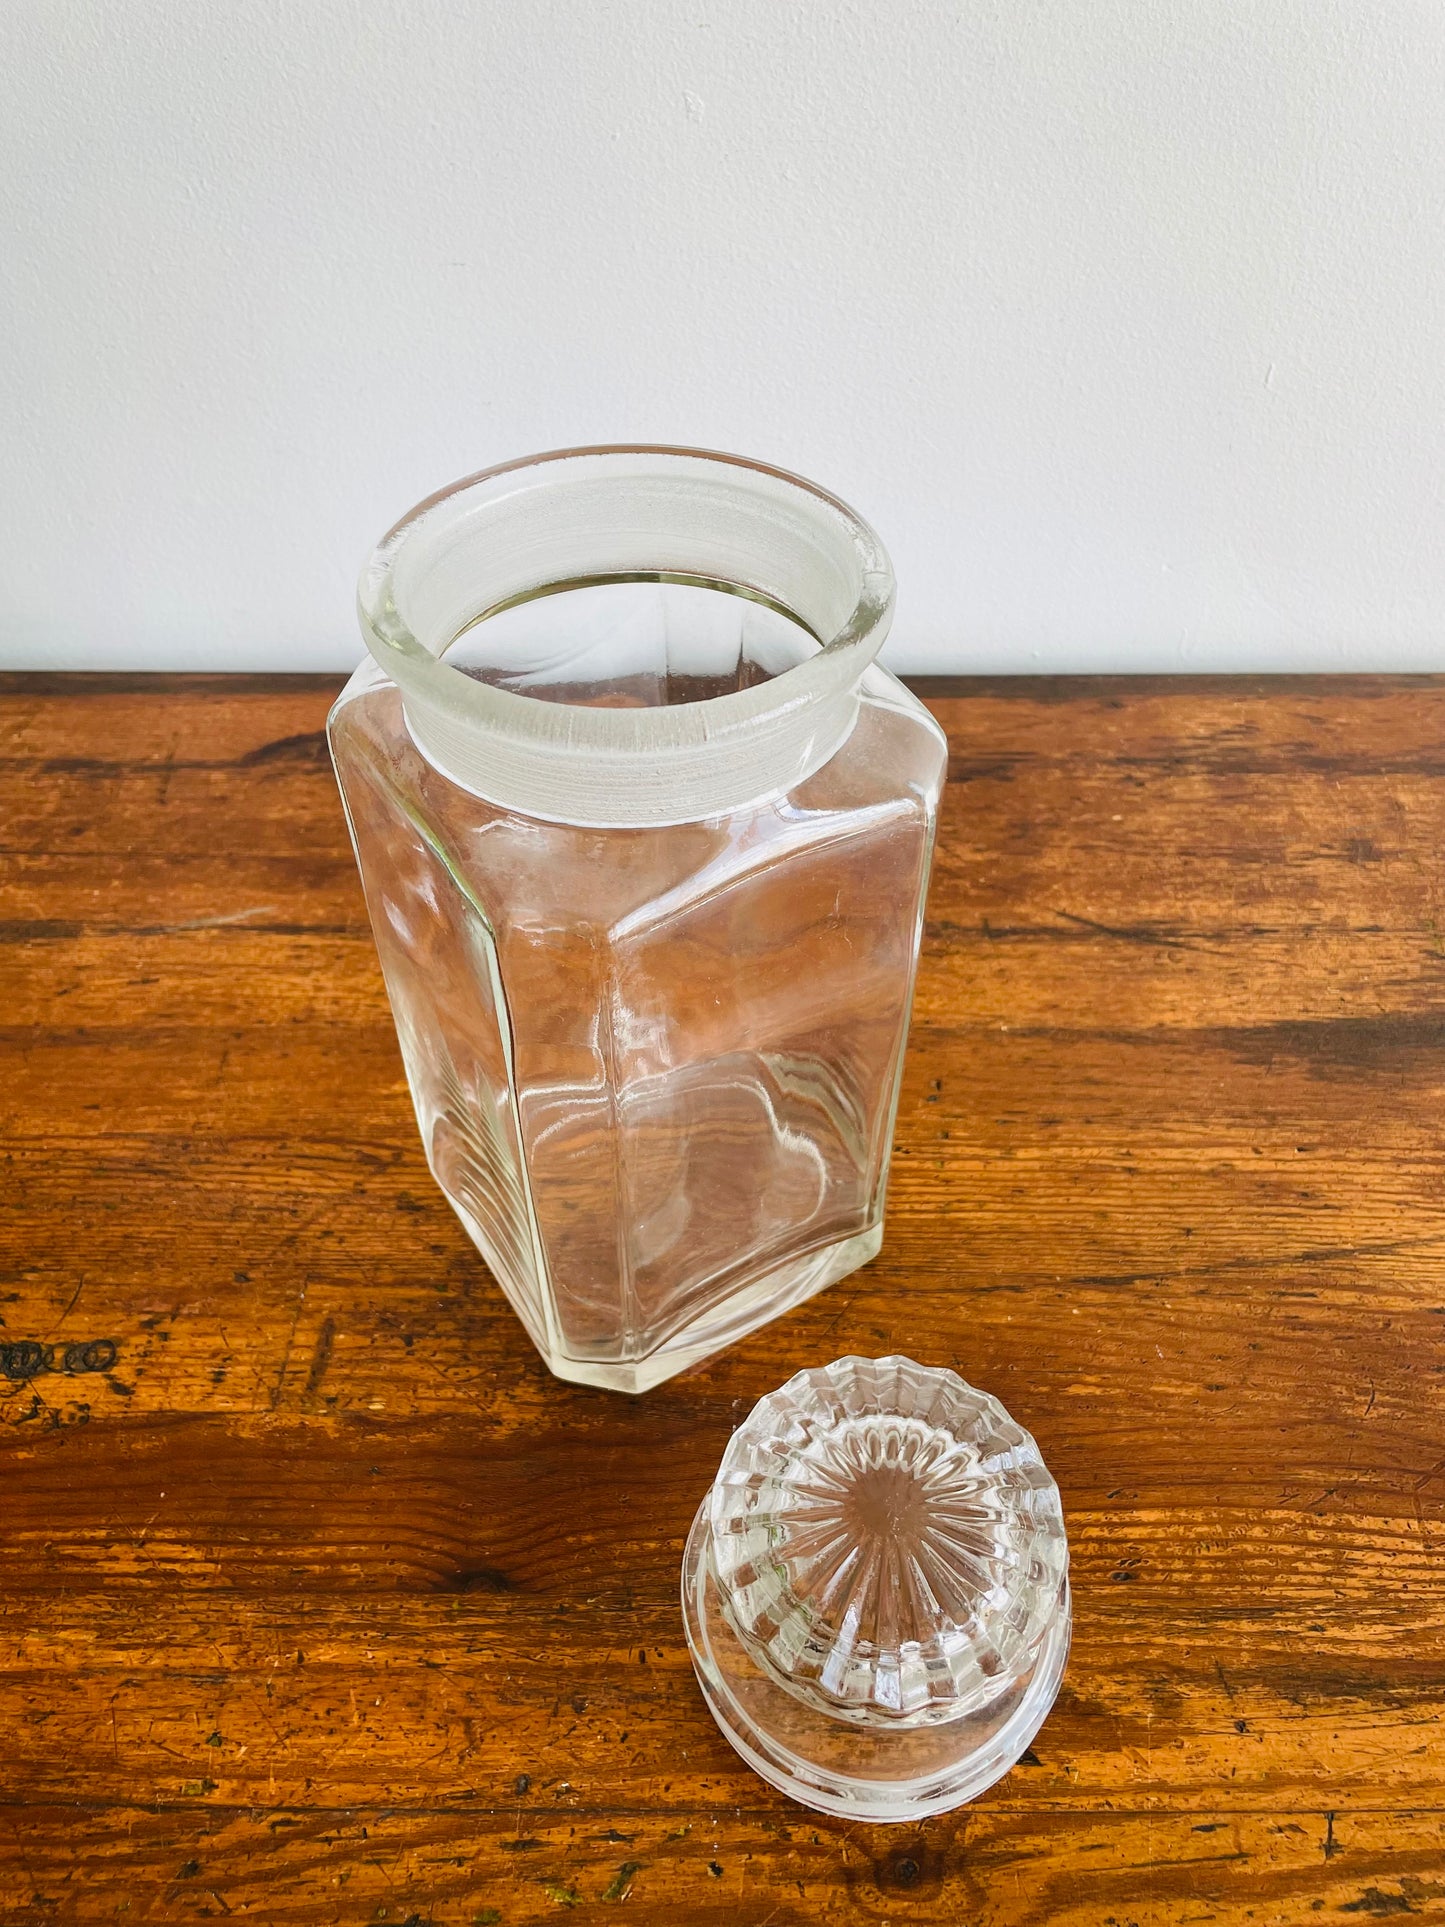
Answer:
[330,658,944,1392]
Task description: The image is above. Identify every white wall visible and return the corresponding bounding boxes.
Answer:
[3,0,1443,674]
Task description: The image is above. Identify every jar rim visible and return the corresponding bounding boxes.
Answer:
[355,444,896,756]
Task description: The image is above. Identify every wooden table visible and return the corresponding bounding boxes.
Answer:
[3,672,1444,1923]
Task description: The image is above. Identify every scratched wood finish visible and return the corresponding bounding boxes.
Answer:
[3,671,1445,1925]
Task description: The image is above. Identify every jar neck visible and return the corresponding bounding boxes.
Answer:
[357,447,894,828]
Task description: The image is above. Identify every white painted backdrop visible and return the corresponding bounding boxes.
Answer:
[3,0,1443,672]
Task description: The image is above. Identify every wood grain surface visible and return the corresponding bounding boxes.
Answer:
[3,671,1445,1924]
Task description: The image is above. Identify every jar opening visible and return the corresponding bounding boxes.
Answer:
[445,573,822,711]
[356,446,895,826]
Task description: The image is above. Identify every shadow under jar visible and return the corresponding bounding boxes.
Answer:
[330,447,946,1392]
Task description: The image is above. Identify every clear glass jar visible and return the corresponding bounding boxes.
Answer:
[329,448,946,1392]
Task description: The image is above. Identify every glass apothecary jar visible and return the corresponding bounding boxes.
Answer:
[329,447,946,1392]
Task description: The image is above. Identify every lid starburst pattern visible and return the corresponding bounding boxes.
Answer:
[709,1356,1067,1724]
